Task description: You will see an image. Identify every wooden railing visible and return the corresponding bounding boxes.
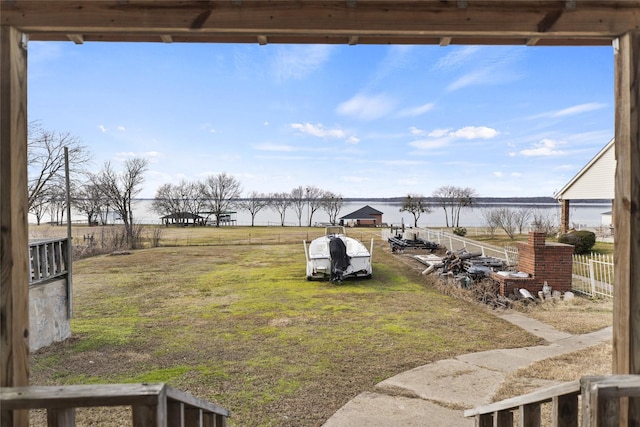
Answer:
[0,383,230,426]
[29,238,69,285]
[464,375,640,426]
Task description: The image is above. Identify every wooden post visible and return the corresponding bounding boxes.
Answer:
[0,25,30,427]
[613,31,640,424]
[560,199,570,234]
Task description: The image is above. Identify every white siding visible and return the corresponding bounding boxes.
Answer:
[557,140,615,200]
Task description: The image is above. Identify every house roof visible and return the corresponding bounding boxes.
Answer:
[554,138,615,201]
[340,205,383,220]
[160,212,204,220]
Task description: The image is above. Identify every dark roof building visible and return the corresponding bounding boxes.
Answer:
[340,205,383,227]
[160,212,205,226]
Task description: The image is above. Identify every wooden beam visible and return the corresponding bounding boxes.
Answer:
[613,31,640,425]
[0,24,30,427]
[348,35,358,45]
[1,1,639,46]
[66,33,84,44]
[257,35,267,45]
[439,37,452,47]
[160,34,173,43]
[526,37,540,46]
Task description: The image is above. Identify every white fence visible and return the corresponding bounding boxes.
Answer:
[382,228,614,298]
[572,253,614,298]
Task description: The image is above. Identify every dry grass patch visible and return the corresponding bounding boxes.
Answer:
[514,297,612,334]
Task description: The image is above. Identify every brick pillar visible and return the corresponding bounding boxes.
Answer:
[528,231,546,247]
[560,199,570,234]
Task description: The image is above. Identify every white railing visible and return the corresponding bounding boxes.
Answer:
[572,253,614,298]
[29,238,69,285]
[382,228,519,266]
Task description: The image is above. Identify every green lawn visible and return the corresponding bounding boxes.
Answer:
[31,228,543,426]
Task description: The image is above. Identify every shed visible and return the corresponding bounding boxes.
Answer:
[160,212,205,226]
[554,138,615,233]
[340,205,383,227]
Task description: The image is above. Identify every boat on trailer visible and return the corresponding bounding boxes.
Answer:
[303,226,373,283]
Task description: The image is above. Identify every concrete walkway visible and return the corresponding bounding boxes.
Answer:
[323,311,612,426]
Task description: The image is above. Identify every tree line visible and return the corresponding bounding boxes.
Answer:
[151,178,345,228]
[28,123,559,248]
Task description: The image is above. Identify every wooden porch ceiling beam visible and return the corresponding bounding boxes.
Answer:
[1,1,639,46]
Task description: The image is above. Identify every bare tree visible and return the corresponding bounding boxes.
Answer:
[321,191,344,225]
[203,172,242,227]
[93,158,149,247]
[432,185,477,227]
[72,182,105,225]
[30,190,49,225]
[487,207,518,239]
[532,209,558,235]
[480,208,499,237]
[47,184,68,226]
[27,121,91,211]
[513,207,534,234]
[306,186,324,226]
[400,194,431,227]
[269,192,291,226]
[290,186,306,227]
[239,191,269,226]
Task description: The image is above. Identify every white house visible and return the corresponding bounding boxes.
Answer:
[554,138,615,233]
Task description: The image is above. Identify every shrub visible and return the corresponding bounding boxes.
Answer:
[558,230,596,254]
[453,227,467,237]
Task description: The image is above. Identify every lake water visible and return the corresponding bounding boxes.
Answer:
[115,200,612,229]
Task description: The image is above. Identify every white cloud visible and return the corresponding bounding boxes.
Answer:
[397,102,435,117]
[336,93,396,121]
[117,125,126,131]
[519,138,566,157]
[98,125,107,133]
[409,125,499,152]
[428,129,450,138]
[552,102,607,118]
[346,136,360,144]
[439,46,523,91]
[409,138,450,150]
[450,126,499,139]
[272,45,334,81]
[290,123,346,139]
[435,46,481,70]
[511,172,523,177]
[409,126,426,136]
[493,171,504,177]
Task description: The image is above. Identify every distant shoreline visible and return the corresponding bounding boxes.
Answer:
[135,197,612,205]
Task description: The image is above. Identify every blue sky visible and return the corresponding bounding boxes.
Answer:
[28,42,614,199]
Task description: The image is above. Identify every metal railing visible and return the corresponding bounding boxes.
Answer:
[1,383,230,426]
[29,237,69,285]
[382,228,519,266]
[464,375,640,426]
